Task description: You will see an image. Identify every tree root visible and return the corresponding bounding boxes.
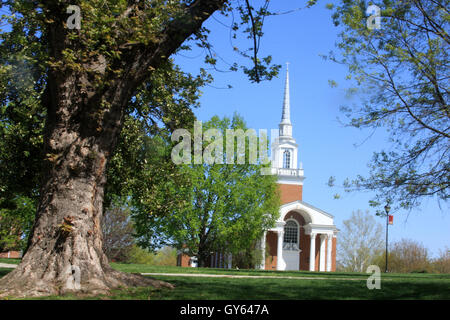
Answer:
[0,265,174,299]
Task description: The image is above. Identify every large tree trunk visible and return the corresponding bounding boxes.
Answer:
[197,253,209,268]
[197,236,211,268]
[0,71,172,298]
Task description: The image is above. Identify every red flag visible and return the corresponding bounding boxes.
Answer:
[388,215,394,225]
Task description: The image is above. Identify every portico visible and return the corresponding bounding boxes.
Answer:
[262,201,338,272]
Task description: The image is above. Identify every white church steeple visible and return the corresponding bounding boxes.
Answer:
[271,64,304,184]
[279,63,293,137]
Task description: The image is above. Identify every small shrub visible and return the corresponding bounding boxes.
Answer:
[126,245,177,266]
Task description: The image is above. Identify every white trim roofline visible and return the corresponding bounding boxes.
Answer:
[279,200,334,219]
[304,224,340,232]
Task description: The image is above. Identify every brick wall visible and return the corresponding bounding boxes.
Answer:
[315,236,320,271]
[332,237,337,272]
[278,184,302,204]
[176,253,191,267]
[0,251,21,259]
[300,233,310,270]
[265,231,278,270]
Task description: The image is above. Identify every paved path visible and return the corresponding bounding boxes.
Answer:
[141,272,368,281]
[0,263,17,269]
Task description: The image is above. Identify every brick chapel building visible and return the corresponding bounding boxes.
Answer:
[178,66,338,271]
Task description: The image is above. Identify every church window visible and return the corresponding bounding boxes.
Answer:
[283,150,291,168]
[283,220,299,250]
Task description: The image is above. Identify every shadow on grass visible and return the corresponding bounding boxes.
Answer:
[144,276,450,300]
[0,269,11,278]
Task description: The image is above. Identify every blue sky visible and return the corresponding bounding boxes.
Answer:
[173,1,449,257]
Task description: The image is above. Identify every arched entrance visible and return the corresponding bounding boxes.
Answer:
[283,219,300,270]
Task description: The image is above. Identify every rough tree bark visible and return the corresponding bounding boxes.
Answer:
[0,0,227,297]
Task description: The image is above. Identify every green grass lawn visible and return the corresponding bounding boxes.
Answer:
[0,258,21,264]
[111,263,450,280]
[1,262,449,300]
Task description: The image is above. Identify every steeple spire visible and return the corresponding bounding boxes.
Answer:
[281,62,291,125]
[279,63,293,137]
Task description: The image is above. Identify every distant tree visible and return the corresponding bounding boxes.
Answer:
[231,239,264,269]
[126,245,157,265]
[101,200,135,263]
[337,210,385,272]
[328,0,449,211]
[374,238,432,273]
[0,196,36,253]
[153,246,178,266]
[133,114,280,267]
[431,247,450,274]
[127,245,177,266]
[106,116,193,252]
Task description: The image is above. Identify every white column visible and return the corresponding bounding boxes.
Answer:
[319,234,326,272]
[260,231,267,270]
[326,235,333,272]
[309,233,316,271]
[227,253,232,269]
[276,229,285,270]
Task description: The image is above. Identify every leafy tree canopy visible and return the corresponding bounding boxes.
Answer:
[327,0,449,211]
[132,114,280,266]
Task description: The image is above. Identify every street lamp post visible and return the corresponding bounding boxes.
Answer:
[384,202,391,273]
